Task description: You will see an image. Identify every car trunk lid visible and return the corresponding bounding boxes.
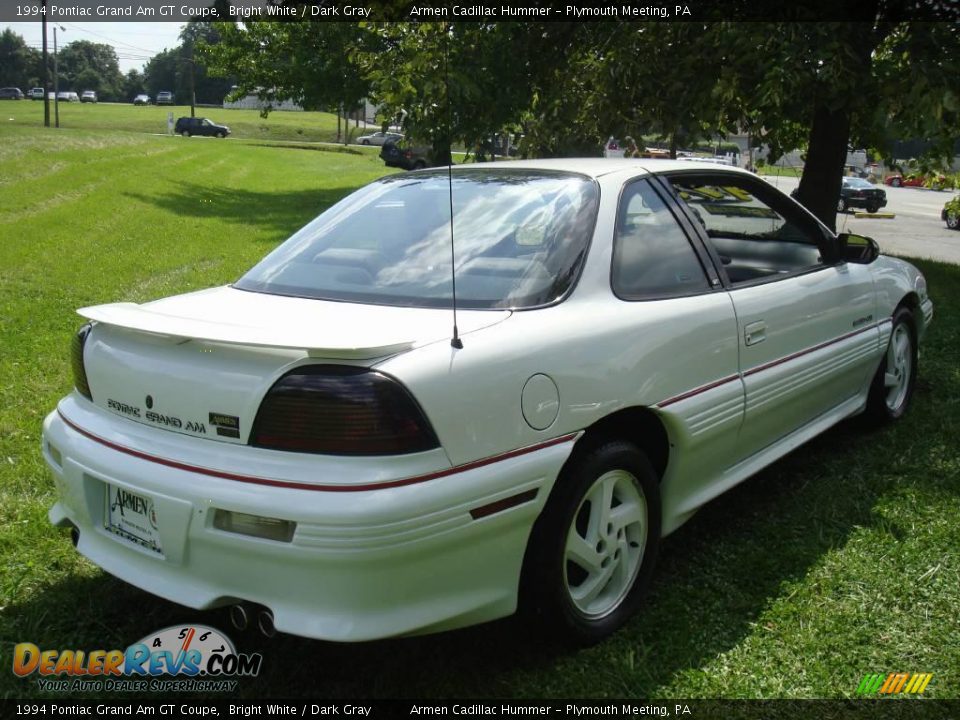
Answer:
[78,286,509,444]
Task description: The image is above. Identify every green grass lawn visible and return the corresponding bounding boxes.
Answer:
[1,125,957,701]
[2,100,374,144]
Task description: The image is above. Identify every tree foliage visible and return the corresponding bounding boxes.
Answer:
[0,29,43,90]
[708,13,960,229]
[203,22,369,114]
[57,40,124,101]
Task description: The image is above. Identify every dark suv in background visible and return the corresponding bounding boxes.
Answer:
[380,138,433,170]
[175,117,230,138]
[0,87,24,100]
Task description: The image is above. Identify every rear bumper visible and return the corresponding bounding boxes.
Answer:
[43,396,574,641]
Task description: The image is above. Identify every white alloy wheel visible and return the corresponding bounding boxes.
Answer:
[564,469,647,619]
[522,439,660,645]
[866,307,917,424]
[883,322,913,413]
[947,213,959,230]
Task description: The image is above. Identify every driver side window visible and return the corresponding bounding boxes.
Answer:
[669,175,827,285]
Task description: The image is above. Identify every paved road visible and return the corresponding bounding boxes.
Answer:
[763,175,960,265]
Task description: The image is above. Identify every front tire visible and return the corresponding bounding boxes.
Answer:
[837,198,848,213]
[521,440,660,646]
[891,177,902,187]
[947,213,960,230]
[866,201,880,213]
[865,307,917,424]
[216,131,225,139]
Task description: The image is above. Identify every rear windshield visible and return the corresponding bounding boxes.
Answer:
[235,169,599,309]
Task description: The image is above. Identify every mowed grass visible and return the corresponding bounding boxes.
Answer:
[0,124,958,701]
[2,100,374,144]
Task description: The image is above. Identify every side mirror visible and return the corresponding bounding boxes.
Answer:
[838,233,879,264]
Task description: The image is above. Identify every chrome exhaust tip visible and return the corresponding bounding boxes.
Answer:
[257,609,276,638]
[229,604,250,632]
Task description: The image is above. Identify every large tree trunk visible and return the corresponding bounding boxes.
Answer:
[795,103,851,232]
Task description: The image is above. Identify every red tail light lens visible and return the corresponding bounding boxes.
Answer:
[250,366,439,455]
[71,323,93,401]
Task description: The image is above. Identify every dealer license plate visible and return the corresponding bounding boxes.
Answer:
[104,484,163,555]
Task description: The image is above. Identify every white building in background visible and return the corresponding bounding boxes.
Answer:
[223,87,303,112]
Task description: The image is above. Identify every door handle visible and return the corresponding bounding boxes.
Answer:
[744,321,767,346]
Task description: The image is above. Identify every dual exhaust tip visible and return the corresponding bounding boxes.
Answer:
[69,526,276,639]
[230,603,275,638]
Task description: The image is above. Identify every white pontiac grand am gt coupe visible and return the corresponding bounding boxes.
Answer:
[44,160,933,645]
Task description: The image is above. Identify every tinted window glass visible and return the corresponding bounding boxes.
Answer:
[612,180,709,298]
[670,175,825,285]
[236,169,599,309]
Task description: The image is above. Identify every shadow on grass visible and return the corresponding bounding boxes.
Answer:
[123,182,361,242]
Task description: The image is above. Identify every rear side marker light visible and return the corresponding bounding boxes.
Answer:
[250,365,439,456]
[469,489,538,520]
[213,509,295,543]
[47,442,63,468]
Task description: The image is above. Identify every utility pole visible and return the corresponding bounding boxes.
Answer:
[42,6,49,127]
[189,55,195,118]
[53,25,64,129]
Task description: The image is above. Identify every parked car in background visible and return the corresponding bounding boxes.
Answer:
[380,138,432,170]
[133,94,151,105]
[0,87,25,100]
[942,196,960,230]
[884,173,947,190]
[356,131,404,146]
[29,87,44,100]
[156,91,174,105]
[838,177,887,213]
[44,160,931,645]
[80,90,97,103]
[57,91,79,103]
[174,116,230,138]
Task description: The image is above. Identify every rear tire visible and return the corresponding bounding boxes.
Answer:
[181,130,190,137]
[947,213,959,230]
[837,198,848,213]
[865,307,917,424]
[521,440,660,646]
[891,177,902,187]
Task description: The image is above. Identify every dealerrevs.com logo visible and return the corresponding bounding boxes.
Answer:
[13,625,262,693]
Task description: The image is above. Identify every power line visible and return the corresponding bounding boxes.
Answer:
[62,22,168,54]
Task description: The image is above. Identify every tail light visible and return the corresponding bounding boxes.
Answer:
[70,323,93,401]
[250,365,439,455]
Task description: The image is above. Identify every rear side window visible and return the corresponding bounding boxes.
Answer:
[612,179,710,299]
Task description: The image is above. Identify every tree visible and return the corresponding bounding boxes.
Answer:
[121,69,146,101]
[711,14,960,230]
[0,29,43,90]
[57,40,123,100]
[179,22,234,105]
[203,22,369,123]
[143,47,182,99]
[583,24,733,157]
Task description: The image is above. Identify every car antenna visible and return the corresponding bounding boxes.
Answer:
[444,24,463,350]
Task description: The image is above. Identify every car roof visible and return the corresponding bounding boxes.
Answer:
[466,157,754,180]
